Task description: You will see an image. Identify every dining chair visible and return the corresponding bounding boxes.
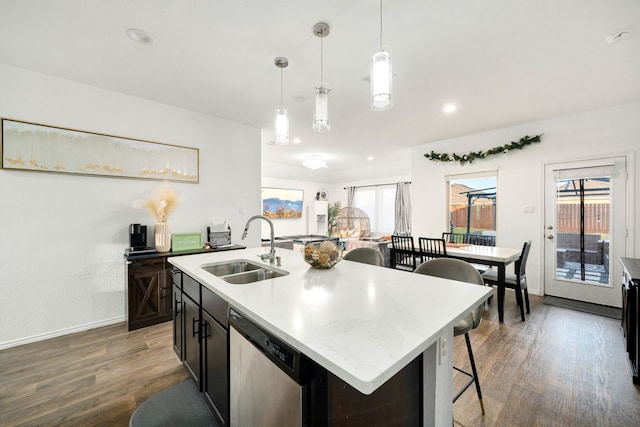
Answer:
[418,237,447,263]
[414,258,486,414]
[343,247,384,267]
[482,240,532,321]
[466,234,496,247]
[442,232,467,244]
[390,235,417,271]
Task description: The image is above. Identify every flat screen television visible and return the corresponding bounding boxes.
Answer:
[262,187,304,219]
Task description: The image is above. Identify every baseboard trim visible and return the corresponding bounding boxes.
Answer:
[0,316,125,350]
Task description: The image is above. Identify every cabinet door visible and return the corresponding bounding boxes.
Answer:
[173,285,183,360]
[127,262,162,330]
[202,311,229,426]
[183,296,201,389]
[159,262,173,317]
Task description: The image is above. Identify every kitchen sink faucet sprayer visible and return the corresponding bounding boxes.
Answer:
[242,215,276,264]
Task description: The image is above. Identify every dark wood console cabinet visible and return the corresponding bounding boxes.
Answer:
[125,245,244,331]
[620,257,640,385]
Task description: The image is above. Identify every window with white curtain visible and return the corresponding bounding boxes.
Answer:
[353,185,396,234]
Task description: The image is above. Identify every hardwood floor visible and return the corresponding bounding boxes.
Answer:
[452,292,640,426]
[0,322,188,426]
[1,292,639,426]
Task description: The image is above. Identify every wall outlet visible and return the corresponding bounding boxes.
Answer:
[438,336,448,365]
[523,205,535,213]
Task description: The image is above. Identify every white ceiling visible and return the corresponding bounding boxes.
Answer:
[1,0,639,184]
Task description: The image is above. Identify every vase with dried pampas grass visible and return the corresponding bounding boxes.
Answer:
[142,187,179,252]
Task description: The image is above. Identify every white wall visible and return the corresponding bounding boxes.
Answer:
[260,175,413,238]
[0,64,261,348]
[411,101,639,297]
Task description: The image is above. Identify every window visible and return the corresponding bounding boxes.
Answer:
[445,172,497,238]
[353,184,396,234]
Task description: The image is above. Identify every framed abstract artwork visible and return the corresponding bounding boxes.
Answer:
[1,118,199,183]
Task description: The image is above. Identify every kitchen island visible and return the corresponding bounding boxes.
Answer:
[169,246,492,426]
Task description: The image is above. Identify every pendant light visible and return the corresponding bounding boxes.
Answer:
[370,0,392,111]
[274,57,289,145]
[313,22,331,132]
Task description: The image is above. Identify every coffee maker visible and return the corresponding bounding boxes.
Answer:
[129,224,154,253]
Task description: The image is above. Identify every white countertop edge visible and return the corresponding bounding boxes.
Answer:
[169,247,492,395]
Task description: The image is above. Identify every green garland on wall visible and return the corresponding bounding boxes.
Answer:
[424,134,543,166]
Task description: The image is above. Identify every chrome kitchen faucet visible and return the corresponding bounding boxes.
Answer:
[242,215,276,264]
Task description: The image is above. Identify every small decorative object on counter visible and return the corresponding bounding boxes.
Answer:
[140,186,179,252]
[207,221,231,247]
[303,241,342,269]
[154,222,171,252]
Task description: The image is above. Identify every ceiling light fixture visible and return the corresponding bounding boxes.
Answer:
[274,57,290,145]
[126,28,155,45]
[370,0,392,111]
[302,154,326,170]
[313,22,331,132]
[443,103,457,113]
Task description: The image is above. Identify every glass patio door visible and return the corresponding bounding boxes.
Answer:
[543,157,627,307]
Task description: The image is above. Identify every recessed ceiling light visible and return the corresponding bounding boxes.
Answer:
[443,103,457,114]
[293,96,307,103]
[367,156,374,160]
[293,138,301,144]
[126,28,155,45]
[605,30,631,44]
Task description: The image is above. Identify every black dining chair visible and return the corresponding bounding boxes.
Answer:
[418,237,448,263]
[442,232,467,244]
[414,258,487,414]
[466,234,496,247]
[343,247,385,267]
[390,235,417,271]
[482,240,532,321]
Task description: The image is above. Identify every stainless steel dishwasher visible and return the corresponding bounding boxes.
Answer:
[228,308,316,427]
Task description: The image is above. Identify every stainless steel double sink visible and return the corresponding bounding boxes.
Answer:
[202,259,289,284]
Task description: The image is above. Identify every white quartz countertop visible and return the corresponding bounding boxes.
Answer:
[169,247,492,395]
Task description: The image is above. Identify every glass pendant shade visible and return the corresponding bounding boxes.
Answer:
[370,50,392,111]
[274,106,289,145]
[313,85,330,132]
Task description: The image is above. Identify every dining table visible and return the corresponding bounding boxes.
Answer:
[443,244,522,322]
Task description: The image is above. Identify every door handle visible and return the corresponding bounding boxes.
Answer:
[546,225,553,230]
[192,317,200,338]
[546,234,554,240]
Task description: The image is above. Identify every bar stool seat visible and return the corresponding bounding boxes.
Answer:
[129,380,219,427]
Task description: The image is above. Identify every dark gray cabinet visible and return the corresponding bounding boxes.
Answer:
[202,310,229,425]
[172,284,183,359]
[181,274,202,390]
[621,257,640,384]
[173,269,229,426]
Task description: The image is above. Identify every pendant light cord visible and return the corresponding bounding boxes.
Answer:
[280,68,283,106]
[379,0,383,50]
[320,35,324,84]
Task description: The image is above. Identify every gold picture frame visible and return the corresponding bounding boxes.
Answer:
[1,118,199,183]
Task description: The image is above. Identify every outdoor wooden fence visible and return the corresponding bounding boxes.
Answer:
[451,203,609,235]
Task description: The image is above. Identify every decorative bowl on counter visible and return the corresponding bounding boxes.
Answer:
[303,241,342,269]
